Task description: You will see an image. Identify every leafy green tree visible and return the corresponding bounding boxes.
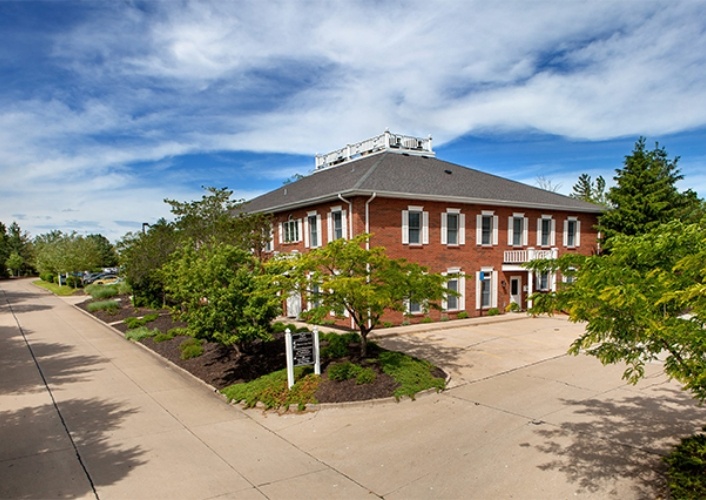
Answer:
[33,231,102,286]
[32,230,64,279]
[161,241,280,349]
[271,234,450,357]
[528,218,706,402]
[6,251,24,277]
[599,138,700,244]
[570,173,609,207]
[86,234,118,268]
[118,219,177,306]
[0,222,9,278]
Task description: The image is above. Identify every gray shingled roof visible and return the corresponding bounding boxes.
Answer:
[244,151,602,214]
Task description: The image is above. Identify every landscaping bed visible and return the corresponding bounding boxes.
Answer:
[78,293,446,408]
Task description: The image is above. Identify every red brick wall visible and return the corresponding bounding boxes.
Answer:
[267,195,599,326]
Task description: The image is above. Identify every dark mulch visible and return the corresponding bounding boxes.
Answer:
[78,295,437,403]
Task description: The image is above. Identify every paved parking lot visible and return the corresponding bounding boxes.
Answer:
[2,277,705,499]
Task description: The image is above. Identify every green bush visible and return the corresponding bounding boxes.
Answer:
[328,361,357,381]
[664,429,706,498]
[457,311,469,319]
[86,300,120,313]
[85,284,119,300]
[421,316,434,323]
[221,367,319,410]
[167,327,188,337]
[270,321,289,334]
[123,313,159,329]
[320,332,358,360]
[505,302,520,312]
[40,272,54,283]
[153,331,176,343]
[179,338,204,360]
[487,308,500,316]
[355,367,377,385]
[125,327,159,342]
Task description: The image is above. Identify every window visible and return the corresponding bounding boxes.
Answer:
[475,268,497,309]
[443,268,465,311]
[537,270,550,291]
[308,282,322,309]
[328,206,347,242]
[563,217,581,247]
[441,210,466,245]
[476,212,498,246]
[264,225,274,252]
[402,206,429,245]
[305,212,321,248]
[537,216,555,247]
[508,213,528,246]
[563,267,577,284]
[407,299,422,315]
[280,218,301,243]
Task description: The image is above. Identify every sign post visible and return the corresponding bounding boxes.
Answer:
[285,327,321,389]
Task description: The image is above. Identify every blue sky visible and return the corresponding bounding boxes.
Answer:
[2,1,706,242]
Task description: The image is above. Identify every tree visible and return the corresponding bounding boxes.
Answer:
[32,231,102,286]
[570,173,609,207]
[117,219,177,307]
[86,234,118,268]
[599,138,700,243]
[535,176,562,193]
[6,252,24,277]
[161,241,280,349]
[527,218,706,402]
[0,222,9,278]
[271,235,450,357]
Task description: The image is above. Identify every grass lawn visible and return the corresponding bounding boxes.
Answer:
[33,279,83,297]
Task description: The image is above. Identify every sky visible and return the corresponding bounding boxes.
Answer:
[2,0,706,242]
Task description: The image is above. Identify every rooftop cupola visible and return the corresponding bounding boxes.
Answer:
[315,130,434,170]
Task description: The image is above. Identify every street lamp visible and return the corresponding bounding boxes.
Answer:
[142,222,150,234]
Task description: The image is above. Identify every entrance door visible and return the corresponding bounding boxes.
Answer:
[510,276,522,309]
[286,291,302,318]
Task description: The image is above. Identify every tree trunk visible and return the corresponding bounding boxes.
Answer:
[359,328,370,358]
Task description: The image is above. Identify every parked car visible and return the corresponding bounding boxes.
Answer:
[92,275,119,285]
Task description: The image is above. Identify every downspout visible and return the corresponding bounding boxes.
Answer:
[337,193,355,330]
[364,192,377,250]
[338,194,354,240]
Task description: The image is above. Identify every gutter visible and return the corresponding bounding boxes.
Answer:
[364,192,377,250]
[338,193,354,240]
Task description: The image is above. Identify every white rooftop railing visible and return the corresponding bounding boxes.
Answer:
[315,130,434,170]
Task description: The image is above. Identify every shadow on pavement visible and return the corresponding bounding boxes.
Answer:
[0,325,107,395]
[377,333,467,378]
[531,384,706,497]
[0,397,145,497]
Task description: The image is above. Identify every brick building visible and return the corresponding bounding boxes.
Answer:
[245,131,602,325]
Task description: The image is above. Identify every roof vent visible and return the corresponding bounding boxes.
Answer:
[444,169,452,175]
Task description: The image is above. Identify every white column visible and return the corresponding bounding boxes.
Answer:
[527,272,534,310]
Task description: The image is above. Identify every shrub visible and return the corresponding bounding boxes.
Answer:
[123,313,159,330]
[328,361,357,381]
[270,322,289,334]
[167,327,189,337]
[153,331,176,343]
[221,367,319,410]
[320,332,358,360]
[86,300,120,313]
[664,429,706,498]
[355,367,377,385]
[379,351,445,400]
[487,308,500,316]
[179,338,204,360]
[125,327,159,342]
[457,311,469,319]
[505,302,520,313]
[421,316,434,324]
[85,284,119,300]
[40,272,54,283]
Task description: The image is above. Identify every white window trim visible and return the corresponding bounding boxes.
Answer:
[279,218,302,244]
[402,206,429,245]
[536,215,556,247]
[304,211,322,248]
[327,206,348,242]
[442,268,465,311]
[563,217,581,248]
[476,211,499,246]
[475,267,498,309]
[441,209,466,246]
[507,213,529,247]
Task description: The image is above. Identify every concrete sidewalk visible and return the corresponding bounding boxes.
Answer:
[2,277,706,499]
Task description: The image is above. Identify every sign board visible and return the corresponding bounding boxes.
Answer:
[292,331,314,366]
[285,328,321,388]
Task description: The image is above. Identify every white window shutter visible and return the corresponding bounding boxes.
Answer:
[278,222,283,244]
[327,213,333,243]
[402,210,409,244]
[304,217,310,247]
[507,216,513,245]
[341,210,348,239]
[316,214,322,247]
[459,273,466,310]
[476,214,482,244]
[491,271,498,308]
[536,218,542,246]
[475,271,482,309]
[551,219,556,246]
[459,214,466,245]
[422,211,429,245]
[297,219,302,242]
[441,213,448,245]
[492,216,499,245]
[563,220,568,246]
[523,217,529,246]
[576,220,581,247]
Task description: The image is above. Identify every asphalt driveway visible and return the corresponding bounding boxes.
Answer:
[2,277,705,499]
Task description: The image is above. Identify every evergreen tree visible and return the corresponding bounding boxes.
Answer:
[599,137,700,244]
[570,174,608,207]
